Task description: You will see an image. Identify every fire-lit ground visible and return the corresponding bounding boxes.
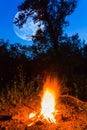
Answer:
[0,95,87,130]
[0,77,87,130]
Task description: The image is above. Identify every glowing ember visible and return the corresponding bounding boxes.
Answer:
[41,89,56,123]
[29,113,36,119]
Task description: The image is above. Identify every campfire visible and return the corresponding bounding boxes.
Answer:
[41,88,56,123]
[28,76,60,127]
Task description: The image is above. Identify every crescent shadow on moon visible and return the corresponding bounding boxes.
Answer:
[13,11,44,41]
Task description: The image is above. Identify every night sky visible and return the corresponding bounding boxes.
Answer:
[65,0,87,43]
[0,0,87,46]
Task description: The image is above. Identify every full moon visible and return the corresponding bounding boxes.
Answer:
[13,11,44,41]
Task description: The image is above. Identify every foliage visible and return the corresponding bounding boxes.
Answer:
[14,0,78,52]
[0,37,87,103]
[1,0,87,104]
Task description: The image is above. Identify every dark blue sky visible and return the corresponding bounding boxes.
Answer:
[65,0,87,42]
[0,0,87,45]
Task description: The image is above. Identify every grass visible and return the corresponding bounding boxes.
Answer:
[0,65,42,106]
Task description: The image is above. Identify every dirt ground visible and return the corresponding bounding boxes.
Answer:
[0,95,87,130]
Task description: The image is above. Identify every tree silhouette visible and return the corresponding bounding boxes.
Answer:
[14,0,77,52]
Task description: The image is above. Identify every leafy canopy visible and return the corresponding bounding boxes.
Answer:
[14,0,78,51]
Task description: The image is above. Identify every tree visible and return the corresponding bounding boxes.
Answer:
[14,0,77,52]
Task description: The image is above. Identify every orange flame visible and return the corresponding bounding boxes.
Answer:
[41,89,56,123]
[40,76,59,123]
[28,76,60,126]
